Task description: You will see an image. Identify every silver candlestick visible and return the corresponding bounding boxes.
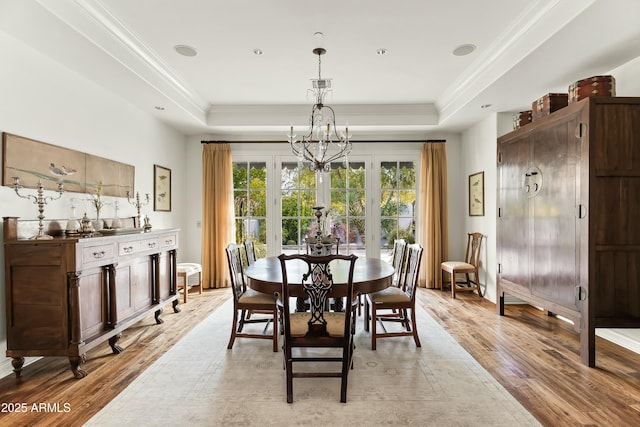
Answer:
[126,191,150,228]
[13,177,64,239]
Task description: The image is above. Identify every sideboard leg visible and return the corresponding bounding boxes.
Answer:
[69,355,88,379]
[109,334,124,354]
[172,299,181,313]
[155,307,165,324]
[11,356,25,378]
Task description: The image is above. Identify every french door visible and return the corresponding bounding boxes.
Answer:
[233,152,417,259]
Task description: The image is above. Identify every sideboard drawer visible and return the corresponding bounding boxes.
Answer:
[160,233,178,249]
[118,241,140,256]
[140,237,159,252]
[82,243,116,264]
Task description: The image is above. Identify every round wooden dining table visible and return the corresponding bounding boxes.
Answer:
[244,256,394,297]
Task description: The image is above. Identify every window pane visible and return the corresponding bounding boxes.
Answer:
[300,168,317,189]
[249,162,266,188]
[249,189,266,216]
[233,190,246,216]
[328,161,367,255]
[330,190,347,215]
[348,189,366,215]
[233,161,267,252]
[300,191,316,214]
[381,190,399,216]
[330,164,347,189]
[379,160,416,259]
[282,219,298,246]
[233,163,248,188]
[281,160,319,254]
[281,163,299,190]
[399,162,415,188]
[281,190,298,216]
[349,163,365,183]
[399,190,415,219]
[380,162,397,189]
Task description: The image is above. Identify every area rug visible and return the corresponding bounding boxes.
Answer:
[85,299,540,426]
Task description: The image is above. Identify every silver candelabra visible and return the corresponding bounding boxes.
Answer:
[126,191,150,228]
[13,177,64,239]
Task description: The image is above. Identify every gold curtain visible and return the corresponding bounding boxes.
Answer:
[418,142,448,288]
[201,143,234,289]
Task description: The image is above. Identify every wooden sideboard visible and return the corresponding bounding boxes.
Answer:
[497,97,640,367]
[3,217,180,378]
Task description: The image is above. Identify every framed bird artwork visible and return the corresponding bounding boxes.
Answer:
[153,164,171,211]
[469,171,484,216]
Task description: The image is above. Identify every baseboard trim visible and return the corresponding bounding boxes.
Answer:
[0,356,40,379]
[596,329,640,355]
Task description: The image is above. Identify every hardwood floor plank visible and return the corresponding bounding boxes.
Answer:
[416,288,640,427]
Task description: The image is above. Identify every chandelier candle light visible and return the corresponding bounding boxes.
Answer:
[288,47,352,173]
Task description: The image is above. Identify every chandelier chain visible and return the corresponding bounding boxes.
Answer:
[288,47,352,173]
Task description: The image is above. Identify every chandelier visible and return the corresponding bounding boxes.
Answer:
[288,47,352,173]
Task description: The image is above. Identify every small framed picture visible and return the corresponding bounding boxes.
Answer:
[469,171,484,216]
[154,164,171,212]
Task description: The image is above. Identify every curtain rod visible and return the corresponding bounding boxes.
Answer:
[202,140,445,144]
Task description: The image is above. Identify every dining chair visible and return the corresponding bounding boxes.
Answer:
[300,236,342,312]
[440,232,483,298]
[277,253,358,403]
[226,243,278,352]
[364,243,423,350]
[390,238,408,287]
[243,238,257,266]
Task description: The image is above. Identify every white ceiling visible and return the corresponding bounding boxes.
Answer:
[2,0,640,139]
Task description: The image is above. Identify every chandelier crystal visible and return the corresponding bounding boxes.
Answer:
[288,48,352,173]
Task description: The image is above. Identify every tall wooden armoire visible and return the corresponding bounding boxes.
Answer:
[497,97,640,367]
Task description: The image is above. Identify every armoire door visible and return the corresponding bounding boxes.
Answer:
[497,135,532,292]
[529,113,581,310]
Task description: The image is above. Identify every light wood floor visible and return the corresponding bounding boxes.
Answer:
[416,288,640,427]
[1,287,639,426]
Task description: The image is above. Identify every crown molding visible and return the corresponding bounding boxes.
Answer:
[207,104,438,127]
[36,0,209,122]
[436,0,596,124]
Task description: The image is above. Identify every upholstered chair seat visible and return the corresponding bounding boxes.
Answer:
[238,288,277,304]
[368,287,410,304]
[287,312,347,337]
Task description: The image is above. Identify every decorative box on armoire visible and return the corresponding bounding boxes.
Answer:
[496,97,640,367]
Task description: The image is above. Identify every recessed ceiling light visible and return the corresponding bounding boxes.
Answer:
[253,48,263,56]
[376,48,388,55]
[452,44,476,56]
[154,106,165,111]
[174,44,197,57]
[481,104,492,109]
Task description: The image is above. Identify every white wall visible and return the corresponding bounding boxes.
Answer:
[460,115,499,303]
[0,30,188,378]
